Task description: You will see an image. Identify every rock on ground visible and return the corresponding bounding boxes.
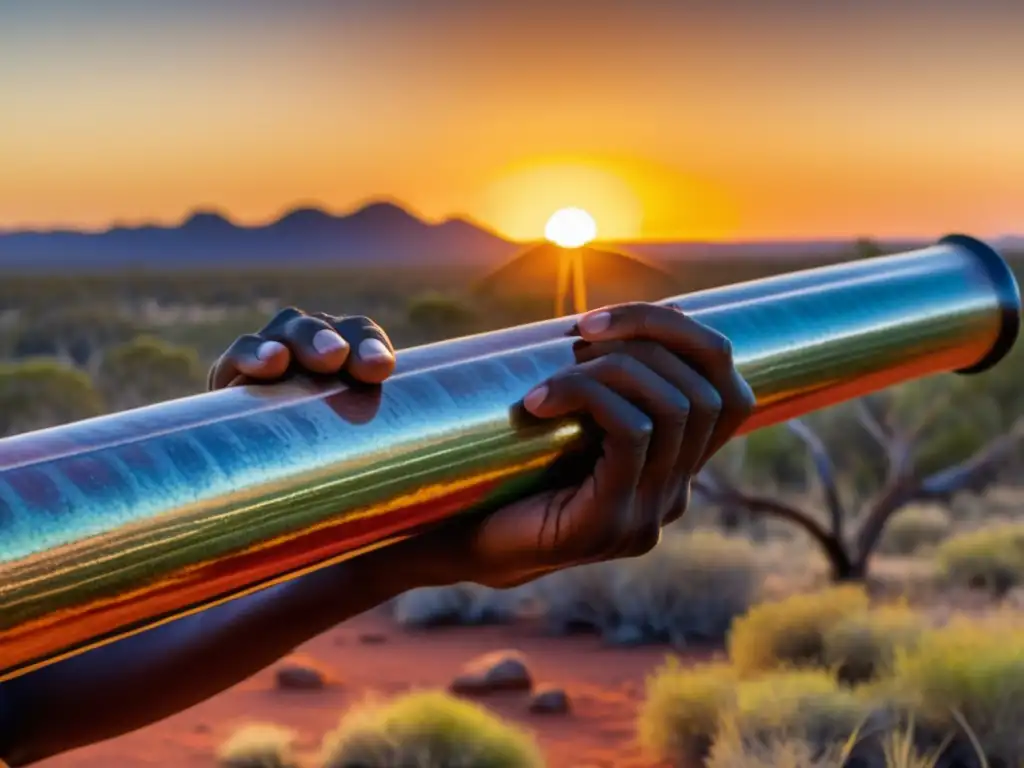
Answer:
[528,685,571,714]
[274,656,332,691]
[450,649,533,695]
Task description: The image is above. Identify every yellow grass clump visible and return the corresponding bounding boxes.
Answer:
[935,522,1024,594]
[878,505,952,556]
[319,690,544,768]
[728,586,871,676]
[217,723,298,768]
[890,617,1024,767]
[823,605,926,685]
[638,660,738,766]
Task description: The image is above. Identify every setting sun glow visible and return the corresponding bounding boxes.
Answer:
[545,208,597,248]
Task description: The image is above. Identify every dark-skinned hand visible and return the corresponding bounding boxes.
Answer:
[210,303,755,589]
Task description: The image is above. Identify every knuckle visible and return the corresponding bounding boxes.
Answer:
[332,314,376,338]
[644,339,675,361]
[660,394,690,432]
[230,333,262,356]
[633,304,660,334]
[696,388,723,418]
[599,351,635,373]
[626,416,654,447]
[710,332,734,360]
[271,306,303,325]
[554,369,585,391]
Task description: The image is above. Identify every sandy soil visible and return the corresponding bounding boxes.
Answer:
[38,608,718,768]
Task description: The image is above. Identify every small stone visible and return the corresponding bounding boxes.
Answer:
[450,650,533,695]
[358,632,388,645]
[528,686,570,714]
[275,658,330,691]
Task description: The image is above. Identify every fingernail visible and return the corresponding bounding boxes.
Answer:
[313,329,349,356]
[358,338,394,363]
[523,385,548,412]
[256,340,286,361]
[578,311,612,336]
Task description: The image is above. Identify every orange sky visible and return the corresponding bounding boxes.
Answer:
[1,1,1022,241]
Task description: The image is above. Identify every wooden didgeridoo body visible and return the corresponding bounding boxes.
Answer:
[0,234,1019,681]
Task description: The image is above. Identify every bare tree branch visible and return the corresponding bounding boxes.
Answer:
[855,398,893,449]
[692,475,856,579]
[903,390,955,447]
[855,416,1024,561]
[917,416,1024,501]
[855,398,914,480]
[786,419,845,540]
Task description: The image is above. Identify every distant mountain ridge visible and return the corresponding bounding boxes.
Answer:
[0,200,1019,271]
[0,201,521,271]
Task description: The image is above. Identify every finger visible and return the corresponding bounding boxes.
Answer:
[557,353,689,506]
[208,334,290,391]
[574,340,721,478]
[522,373,651,557]
[575,304,755,468]
[324,315,397,384]
[260,312,351,375]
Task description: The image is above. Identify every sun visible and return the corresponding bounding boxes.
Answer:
[544,207,597,248]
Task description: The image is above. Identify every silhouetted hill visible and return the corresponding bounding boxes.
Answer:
[2,203,1017,273]
[0,201,520,272]
[476,242,681,308]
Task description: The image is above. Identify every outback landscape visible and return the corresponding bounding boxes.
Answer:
[4,2,1024,766]
[3,209,1024,767]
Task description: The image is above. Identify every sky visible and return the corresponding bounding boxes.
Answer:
[1,0,1022,241]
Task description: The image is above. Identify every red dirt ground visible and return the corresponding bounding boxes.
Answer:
[37,607,719,768]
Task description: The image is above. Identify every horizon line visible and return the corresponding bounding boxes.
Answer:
[0,196,1017,245]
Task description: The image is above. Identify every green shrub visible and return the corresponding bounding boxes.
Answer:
[638,660,738,767]
[823,606,926,685]
[891,618,1024,767]
[878,506,952,556]
[640,665,875,767]
[706,732,851,768]
[728,670,873,748]
[935,523,1024,595]
[217,723,297,768]
[534,530,762,646]
[728,586,871,677]
[319,690,544,768]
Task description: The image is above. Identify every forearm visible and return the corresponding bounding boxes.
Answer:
[0,552,417,766]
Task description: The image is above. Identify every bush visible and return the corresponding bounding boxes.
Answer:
[533,530,762,646]
[0,358,103,435]
[891,617,1024,767]
[823,606,926,685]
[878,505,952,556]
[638,660,738,767]
[727,670,873,748]
[217,723,297,768]
[392,583,529,628]
[705,731,851,768]
[935,523,1024,595]
[640,665,876,767]
[319,690,544,768]
[728,586,870,677]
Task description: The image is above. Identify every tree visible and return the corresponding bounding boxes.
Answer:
[406,293,477,340]
[0,359,103,437]
[97,335,205,411]
[695,386,1024,582]
[12,306,144,371]
[852,238,884,260]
